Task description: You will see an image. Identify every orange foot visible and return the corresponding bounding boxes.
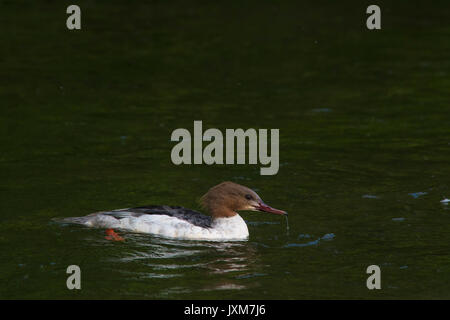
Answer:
[105,228,125,241]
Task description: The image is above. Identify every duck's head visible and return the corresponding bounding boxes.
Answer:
[200,181,287,218]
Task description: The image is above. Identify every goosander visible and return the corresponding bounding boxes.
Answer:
[58,181,287,241]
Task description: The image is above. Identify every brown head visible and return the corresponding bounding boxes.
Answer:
[200,181,287,219]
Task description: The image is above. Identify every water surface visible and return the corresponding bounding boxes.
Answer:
[1,0,449,299]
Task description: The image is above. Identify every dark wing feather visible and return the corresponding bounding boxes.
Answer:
[101,205,212,228]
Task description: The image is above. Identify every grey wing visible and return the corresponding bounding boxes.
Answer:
[98,205,213,228]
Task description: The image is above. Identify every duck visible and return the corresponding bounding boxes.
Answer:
[58,181,287,241]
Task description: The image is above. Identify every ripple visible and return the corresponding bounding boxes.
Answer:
[140,273,182,279]
[120,248,202,261]
[408,192,427,198]
[246,221,280,226]
[114,269,182,279]
[94,229,259,288]
[210,265,248,274]
[284,233,335,248]
[157,286,191,297]
[207,256,250,274]
[144,263,205,270]
[362,194,379,199]
[203,283,247,291]
[321,233,335,240]
[235,273,267,280]
[311,108,332,113]
[284,239,320,248]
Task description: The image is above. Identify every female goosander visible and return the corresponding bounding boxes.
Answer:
[59,181,287,241]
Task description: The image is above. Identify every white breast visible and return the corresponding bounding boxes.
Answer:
[85,213,249,241]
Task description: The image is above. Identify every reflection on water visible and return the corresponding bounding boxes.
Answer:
[284,233,335,248]
[202,283,247,292]
[409,192,428,199]
[96,227,336,296]
[101,232,261,295]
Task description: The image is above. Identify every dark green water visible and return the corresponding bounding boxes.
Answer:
[1,0,449,299]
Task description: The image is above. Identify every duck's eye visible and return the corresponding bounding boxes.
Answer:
[245,194,253,200]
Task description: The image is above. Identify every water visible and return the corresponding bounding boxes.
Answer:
[1,0,450,299]
[285,215,290,236]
